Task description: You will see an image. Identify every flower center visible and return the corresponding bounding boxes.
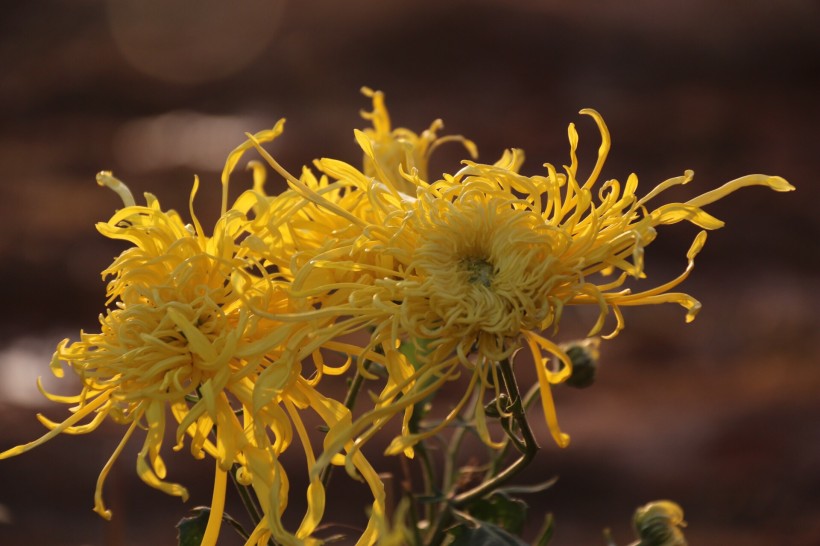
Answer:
[461,256,494,288]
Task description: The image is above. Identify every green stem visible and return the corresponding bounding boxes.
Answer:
[405,485,425,546]
[415,441,437,526]
[222,510,252,542]
[452,358,539,507]
[426,510,454,546]
[442,421,468,494]
[229,463,263,528]
[405,386,438,528]
[488,380,541,477]
[426,385,479,545]
[427,360,539,544]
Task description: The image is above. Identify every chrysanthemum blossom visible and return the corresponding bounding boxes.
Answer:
[359,86,477,195]
[0,169,358,546]
[242,99,793,471]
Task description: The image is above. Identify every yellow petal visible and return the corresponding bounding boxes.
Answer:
[686,174,794,208]
[201,462,228,546]
[96,171,135,207]
[94,418,140,520]
[525,332,570,448]
[0,390,112,459]
[650,203,724,229]
[221,120,287,212]
[135,443,189,500]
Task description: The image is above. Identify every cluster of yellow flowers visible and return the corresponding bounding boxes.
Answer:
[1,89,793,545]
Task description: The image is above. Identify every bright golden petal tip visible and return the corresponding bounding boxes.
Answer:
[686,174,795,208]
[767,175,796,192]
[96,171,135,207]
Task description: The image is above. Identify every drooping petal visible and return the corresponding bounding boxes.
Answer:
[200,462,228,546]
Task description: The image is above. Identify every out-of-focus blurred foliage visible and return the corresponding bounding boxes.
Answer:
[0,1,817,545]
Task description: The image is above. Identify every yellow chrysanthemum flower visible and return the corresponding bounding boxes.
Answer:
[0,166,383,545]
[359,86,477,195]
[239,96,793,474]
[0,172,292,542]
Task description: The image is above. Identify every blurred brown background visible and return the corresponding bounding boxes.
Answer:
[0,0,818,545]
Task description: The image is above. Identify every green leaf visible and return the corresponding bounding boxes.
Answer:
[449,520,529,546]
[466,494,528,535]
[448,509,530,546]
[400,338,437,433]
[495,476,559,496]
[176,507,249,545]
[533,513,555,546]
[176,507,210,546]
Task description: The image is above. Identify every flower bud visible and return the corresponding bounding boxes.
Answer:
[560,338,600,389]
[633,500,687,546]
